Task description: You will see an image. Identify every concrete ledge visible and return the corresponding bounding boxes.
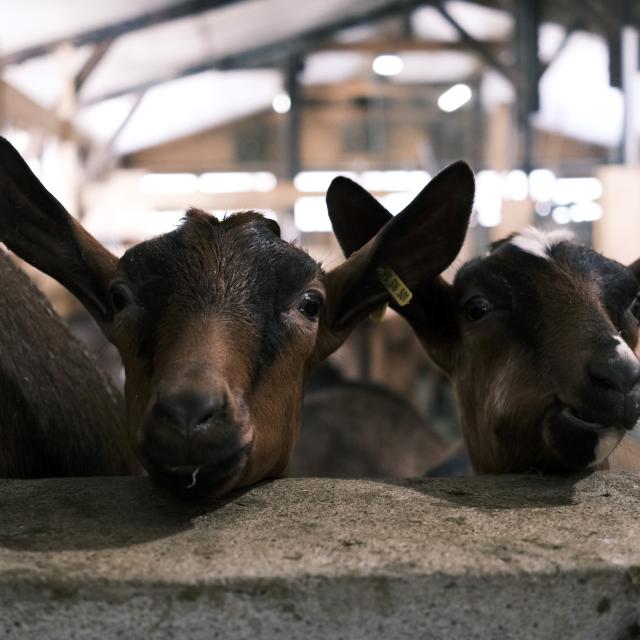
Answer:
[0,473,639,639]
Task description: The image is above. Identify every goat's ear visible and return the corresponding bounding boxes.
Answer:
[315,161,474,360]
[0,137,117,328]
[326,176,393,257]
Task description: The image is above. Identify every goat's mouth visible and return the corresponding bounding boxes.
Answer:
[543,401,626,470]
[558,405,606,430]
[553,394,639,432]
[145,443,253,496]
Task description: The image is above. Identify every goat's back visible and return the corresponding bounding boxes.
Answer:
[290,380,446,477]
[0,252,137,477]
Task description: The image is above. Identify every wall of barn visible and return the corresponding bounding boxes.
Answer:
[126,103,607,176]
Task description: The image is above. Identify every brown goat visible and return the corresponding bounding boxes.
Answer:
[0,250,137,477]
[0,139,471,495]
[290,367,446,477]
[328,175,640,474]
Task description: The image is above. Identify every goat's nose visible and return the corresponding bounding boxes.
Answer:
[152,390,227,433]
[587,343,640,393]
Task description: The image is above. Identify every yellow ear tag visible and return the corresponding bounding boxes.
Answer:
[370,303,388,323]
[376,266,413,307]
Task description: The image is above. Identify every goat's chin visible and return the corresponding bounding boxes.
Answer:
[144,442,252,498]
[543,405,625,471]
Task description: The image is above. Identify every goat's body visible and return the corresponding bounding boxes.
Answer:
[0,252,137,477]
[326,172,640,474]
[290,379,446,477]
[0,140,478,495]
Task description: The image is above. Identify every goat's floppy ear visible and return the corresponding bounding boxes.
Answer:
[0,137,117,327]
[314,161,474,363]
[326,176,392,258]
[325,161,474,328]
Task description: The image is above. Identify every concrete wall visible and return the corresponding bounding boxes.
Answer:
[0,472,639,639]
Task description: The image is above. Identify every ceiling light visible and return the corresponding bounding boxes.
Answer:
[294,197,332,232]
[372,54,404,77]
[437,83,472,112]
[570,201,602,222]
[504,170,528,201]
[475,170,502,227]
[294,171,357,192]
[552,205,571,225]
[552,177,602,204]
[140,173,198,195]
[359,170,430,193]
[528,169,556,202]
[272,93,291,114]
[199,172,277,193]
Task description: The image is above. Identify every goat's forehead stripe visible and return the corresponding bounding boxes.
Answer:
[507,227,575,261]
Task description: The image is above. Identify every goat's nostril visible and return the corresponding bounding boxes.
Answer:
[152,390,228,432]
[588,370,618,391]
[587,350,640,393]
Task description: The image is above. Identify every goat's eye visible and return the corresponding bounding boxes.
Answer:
[297,292,323,320]
[630,296,640,321]
[109,283,134,314]
[463,296,494,322]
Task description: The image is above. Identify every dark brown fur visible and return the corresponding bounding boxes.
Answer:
[1,137,449,496]
[0,251,138,477]
[290,380,446,477]
[327,172,640,474]
[420,239,640,473]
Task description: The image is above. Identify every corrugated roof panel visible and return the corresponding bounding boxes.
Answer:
[77,0,395,102]
[111,69,281,154]
[3,46,93,109]
[0,0,178,55]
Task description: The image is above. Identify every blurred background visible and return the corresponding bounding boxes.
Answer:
[1,0,640,468]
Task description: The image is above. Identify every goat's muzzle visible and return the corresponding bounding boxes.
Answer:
[544,341,640,470]
[141,387,252,495]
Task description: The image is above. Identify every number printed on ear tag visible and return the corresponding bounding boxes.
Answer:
[376,266,413,307]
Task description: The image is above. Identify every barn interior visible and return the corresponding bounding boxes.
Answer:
[2,0,640,471]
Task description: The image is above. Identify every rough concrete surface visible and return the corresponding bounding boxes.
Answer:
[0,472,639,639]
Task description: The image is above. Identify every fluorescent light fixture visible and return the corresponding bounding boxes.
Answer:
[528,169,556,202]
[140,173,198,195]
[272,92,291,114]
[372,54,404,76]
[294,197,332,232]
[552,205,571,225]
[379,192,419,212]
[293,171,357,192]
[199,172,277,193]
[535,201,552,217]
[294,170,430,194]
[552,177,602,204]
[140,172,276,195]
[437,83,472,112]
[475,170,502,227]
[359,170,430,193]
[570,201,602,222]
[504,170,528,201]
